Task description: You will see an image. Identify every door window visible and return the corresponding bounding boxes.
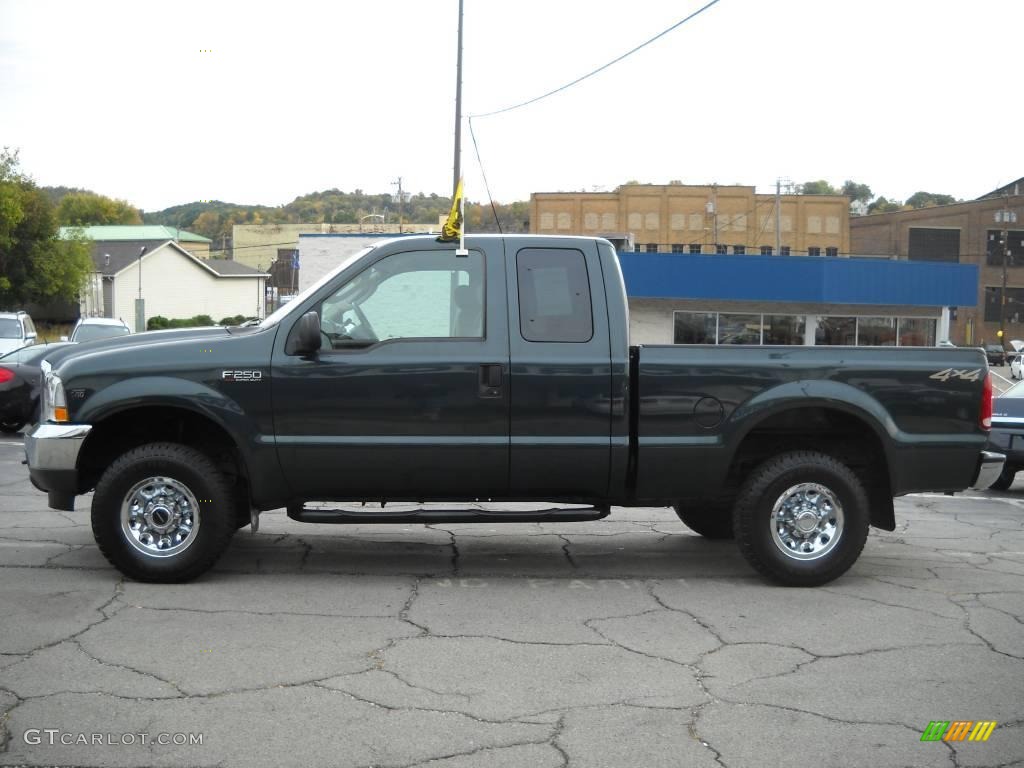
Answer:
[319,250,484,349]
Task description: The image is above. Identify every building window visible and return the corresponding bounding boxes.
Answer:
[689,244,702,254]
[645,243,658,253]
[715,244,727,255]
[825,247,838,257]
[673,312,716,344]
[857,317,897,346]
[808,247,821,257]
[633,244,641,253]
[815,317,856,345]
[898,318,937,346]
[780,246,791,256]
[760,246,773,255]
[984,286,1024,323]
[718,313,763,345]
[733,245,746,255]
[516,248,593,343]
[671,244,684,253]
[986,229,1024,267]
[911,227,962,263]
[763,315,805,345]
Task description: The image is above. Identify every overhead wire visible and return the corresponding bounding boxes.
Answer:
[468,0,722,119]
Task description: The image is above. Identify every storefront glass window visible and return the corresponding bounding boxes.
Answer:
[673,312,716,344]
[815,317,856,345]
[718,313,763,345]
[763,315,806,345]
[857,317,897,346]
[899,318,936,346]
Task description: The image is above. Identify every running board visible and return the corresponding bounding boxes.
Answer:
[287,503,611,524]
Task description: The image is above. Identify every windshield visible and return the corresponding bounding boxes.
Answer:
[260,247,374,328]
[0,318,22,339]
[73,324,130,343]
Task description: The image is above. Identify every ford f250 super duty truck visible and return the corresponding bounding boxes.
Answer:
[24,235,1003,585]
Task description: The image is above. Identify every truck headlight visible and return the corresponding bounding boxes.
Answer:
[40,361,68,423]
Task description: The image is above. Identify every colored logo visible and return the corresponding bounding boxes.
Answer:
[921,721,997,742]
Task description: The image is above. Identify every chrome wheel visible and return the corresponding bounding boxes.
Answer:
[770,482,844,561]
[120,476,201,558]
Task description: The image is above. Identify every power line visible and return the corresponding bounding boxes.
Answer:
[468,117,502,234]
[468,0,723,119]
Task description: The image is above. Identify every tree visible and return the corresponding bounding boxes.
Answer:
[905,191,958,209]
[867,196,904,214]
[800,180,839,196]
[56,191,142,226]
[0,148,94,307]
[841,180,873,203]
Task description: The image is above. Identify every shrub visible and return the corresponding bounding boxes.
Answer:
[146,314,217,331]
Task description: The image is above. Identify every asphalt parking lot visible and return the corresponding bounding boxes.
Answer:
[0,433,1022,768]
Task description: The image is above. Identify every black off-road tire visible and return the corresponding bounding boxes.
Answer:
[989,465,1017,491]
[0,420,25,434]
[733,451,870,587]
[91,442,236,582]
[673,503,735,539]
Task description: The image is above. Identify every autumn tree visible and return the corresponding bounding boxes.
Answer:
[867,196,904,214]
[56,191,142,226]
[905,191,958,209]
[0,149,93,307]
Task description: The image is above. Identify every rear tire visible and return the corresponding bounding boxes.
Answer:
[673,503,734,539]
[91,442,236,582]
[733,451,870,587]
[989,465,1017,491]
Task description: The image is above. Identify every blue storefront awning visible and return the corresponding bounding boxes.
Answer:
[617,251,977,307]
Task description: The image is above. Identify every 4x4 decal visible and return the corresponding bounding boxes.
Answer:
[929,368,982,383]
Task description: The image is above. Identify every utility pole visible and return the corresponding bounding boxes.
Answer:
[392,177,404,233]
[996,194,1018,349]
[452,0,464,196]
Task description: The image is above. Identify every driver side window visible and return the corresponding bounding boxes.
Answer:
[319,250,484,350]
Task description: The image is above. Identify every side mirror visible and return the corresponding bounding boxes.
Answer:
[285,311,322,356]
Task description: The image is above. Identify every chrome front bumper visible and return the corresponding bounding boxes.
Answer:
[970,450,1006,490]
[24,422,93,472]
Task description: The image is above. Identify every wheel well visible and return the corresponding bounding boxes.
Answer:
[724,407,895,530]
[78,407,252,521]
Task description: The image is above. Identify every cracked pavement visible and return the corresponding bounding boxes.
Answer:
[0,438,1022,767]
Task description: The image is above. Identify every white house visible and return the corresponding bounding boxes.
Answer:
[81,240,268,330]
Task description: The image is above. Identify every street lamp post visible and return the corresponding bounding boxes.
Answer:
[135,246,147,333]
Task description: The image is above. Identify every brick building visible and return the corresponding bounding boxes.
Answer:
[850,180,1024,346]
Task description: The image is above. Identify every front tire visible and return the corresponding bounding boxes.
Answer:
[673,503,734,539]
[989,465,1017,491]
[733,451,870,587]
[91,442,236,582]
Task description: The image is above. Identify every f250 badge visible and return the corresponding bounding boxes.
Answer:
[222,370,264,382]
[929,368,982,382]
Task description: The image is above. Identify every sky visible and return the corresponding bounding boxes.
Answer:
[1,0,1022,212]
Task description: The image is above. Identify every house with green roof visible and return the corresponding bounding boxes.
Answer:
[60,225,213,258]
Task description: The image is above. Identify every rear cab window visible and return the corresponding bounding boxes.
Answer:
[515,248,593,343]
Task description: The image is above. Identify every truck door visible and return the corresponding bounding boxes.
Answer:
[271,241,509,500]
[507,241,613,498]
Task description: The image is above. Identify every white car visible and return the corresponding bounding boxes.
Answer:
[1011,354,1023,381]
[0,311,37,356]
[64,317,132,343]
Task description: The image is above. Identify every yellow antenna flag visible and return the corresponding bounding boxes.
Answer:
[438,178,464,243]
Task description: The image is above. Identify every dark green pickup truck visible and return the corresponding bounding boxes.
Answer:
[24,235,1003,585]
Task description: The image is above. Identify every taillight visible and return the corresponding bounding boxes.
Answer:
[981,372,993,430]
[0,367,14,384]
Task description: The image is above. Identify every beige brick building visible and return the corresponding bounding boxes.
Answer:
[530,183,850,256]
[850,189,1024,346]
